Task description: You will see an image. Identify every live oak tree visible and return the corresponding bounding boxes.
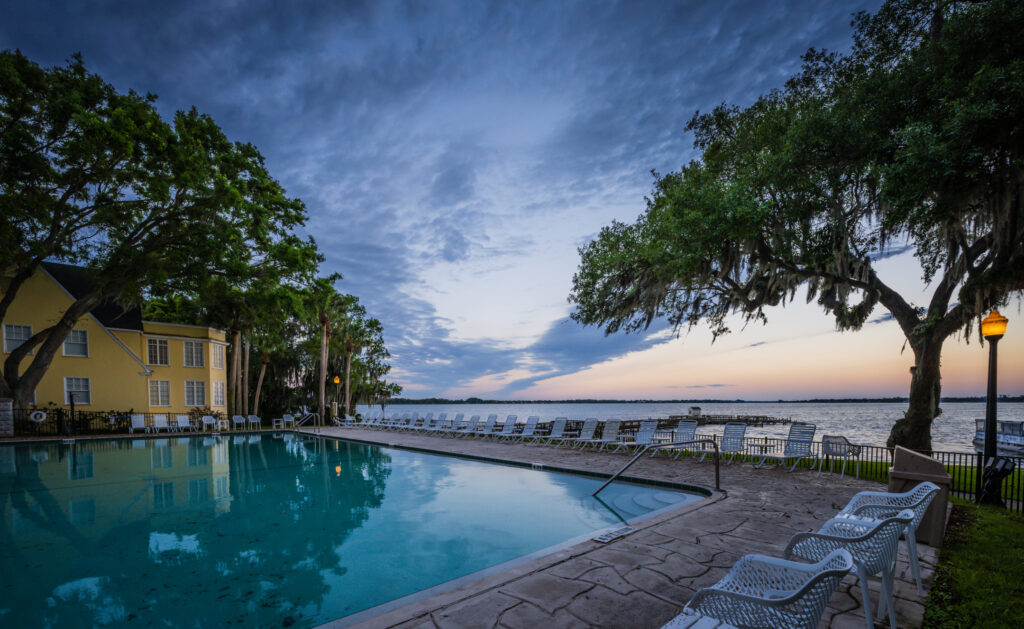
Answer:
[569,0,1024,451]
[0,51,315,408]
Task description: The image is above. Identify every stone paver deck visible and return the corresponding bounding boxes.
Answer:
[304,427,937,629]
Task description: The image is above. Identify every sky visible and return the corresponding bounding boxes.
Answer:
[3,0,1021,400]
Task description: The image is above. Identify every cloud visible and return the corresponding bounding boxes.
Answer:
[0,0,887,398]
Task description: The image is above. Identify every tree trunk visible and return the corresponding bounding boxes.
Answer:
[252,353,269,417]
[242,336,250,417]
[887,336,943,452]
[318,319,329,424]
[343,351,353,416]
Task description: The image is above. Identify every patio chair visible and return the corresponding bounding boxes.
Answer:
[229,415,246,430]
[593,420,623,450]
[470,414,499,439]
[613,420,658,453]
[451,415,480,437]
[129,414,148,434]
[668,419,700,459]
[511,416,540,441]
[440,413,464,434]
[247,415,261,429]
[784,510,914,629]
[492,415,519,440]
[536,417,568,445]
[569,418,610,449]
[281,414,296,429]
[151,414,172,433]
[201,415,217,431]
[755,422,818,472]
[718,422,748,464]
[174,414,193,432]
[428,413,449,432]
[818,435,862,477]
[562,418,598,448]
[419,415,443,432]
[665,548,854,629]
[837,481,940,596]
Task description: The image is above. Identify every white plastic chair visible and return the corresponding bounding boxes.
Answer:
[470,414,499,439]
[511,416,540,441]
[784,510,914,629]
[668,548,854,629]
[837,481,940,595]
[175,415,194,432]
[818,435,862,477]
[451,415,480,437]
[152,414,171,433]
[201,415,217,431]
[719,422,748,464]
[129,414,148,434]
[755,423,818,472]
[281,414,296,428]
[564,418,599,448]
[247,415,261,429]
[231,415,246,430]
[492,415,519,440]
[614,420,658,453]
[669,419,700,459]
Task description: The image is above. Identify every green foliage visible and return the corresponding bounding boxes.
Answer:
[923,501,1024,628]
[569,0,1024,449]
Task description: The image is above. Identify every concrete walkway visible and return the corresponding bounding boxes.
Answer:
[305,427,937,629]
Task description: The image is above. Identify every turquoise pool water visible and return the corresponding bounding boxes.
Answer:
[0,434,704,627]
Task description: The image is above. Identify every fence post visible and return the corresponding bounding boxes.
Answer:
[70,398,77,436]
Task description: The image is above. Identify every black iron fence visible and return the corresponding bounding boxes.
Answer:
[10,407,227,436]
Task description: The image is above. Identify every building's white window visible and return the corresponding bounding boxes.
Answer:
[185,380,206,406]
[212,344,225,369]
[63,329,89,357]
[3,324,32,354]
[213,381,226,406]
[147,338,169,365]
[183,340,205,367]
[68,452,94,480]
[64,377,91,405]
[149,380,171,406]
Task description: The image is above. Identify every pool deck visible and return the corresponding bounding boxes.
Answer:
[304,427,938,629]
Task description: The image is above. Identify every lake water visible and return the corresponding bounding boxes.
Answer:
[356,401,1024,453]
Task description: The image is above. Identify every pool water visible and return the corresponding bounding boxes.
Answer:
[0,434,704,627]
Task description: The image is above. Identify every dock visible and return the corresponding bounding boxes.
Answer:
[667,413,791,427]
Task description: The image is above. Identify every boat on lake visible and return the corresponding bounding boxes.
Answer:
[973,419,1024,456]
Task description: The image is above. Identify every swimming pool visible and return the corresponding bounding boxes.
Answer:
[0,433,706,627]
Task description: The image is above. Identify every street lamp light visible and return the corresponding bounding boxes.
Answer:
[332,375,341,419]
[979,310,1008,505]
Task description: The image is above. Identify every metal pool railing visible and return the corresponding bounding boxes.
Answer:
[594,439,721,496]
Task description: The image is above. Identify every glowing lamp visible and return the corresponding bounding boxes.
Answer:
[333,376,341,384]
[981,310,1008,339]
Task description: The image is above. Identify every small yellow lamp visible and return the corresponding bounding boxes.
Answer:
[981,310,1008,340]
[333,376,341,384]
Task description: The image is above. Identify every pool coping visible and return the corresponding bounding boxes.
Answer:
[304,430,721,628]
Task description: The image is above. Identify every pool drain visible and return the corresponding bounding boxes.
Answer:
[591,526,636,543]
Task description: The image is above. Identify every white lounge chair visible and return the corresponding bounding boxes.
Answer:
[537,417,568,445]
[152,414,171,433]
[129,414,148,434]
[718,422,748,464]
[175,414,194,432]
[755,422,818,472]
[667,548,854,629]
[513,416,540,441]
[492,415,519,440]
[784,510,914,629]
[449,415,479,437]
[470,414,499,439]
[564,418,599,448]
[668,419,700,459]
[231,415,246,430]
[247,415,261,429]
[837,481,940,595]
[440,413,464,435]
[575,420,621,450]
[613,420,659,453]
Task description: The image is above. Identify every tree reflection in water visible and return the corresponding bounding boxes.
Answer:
[0,435,392,628]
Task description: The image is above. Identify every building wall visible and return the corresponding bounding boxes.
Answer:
[1,269,149,410]
[2,268,228,415]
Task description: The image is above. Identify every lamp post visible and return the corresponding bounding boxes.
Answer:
[332,375,341,419]
[979,310,1008,505]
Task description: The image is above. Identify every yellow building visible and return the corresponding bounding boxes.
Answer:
[2,262,229,414]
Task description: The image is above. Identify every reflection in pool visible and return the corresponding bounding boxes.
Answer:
[0,434,703,627]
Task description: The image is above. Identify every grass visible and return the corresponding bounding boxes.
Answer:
[923,499,1024,628]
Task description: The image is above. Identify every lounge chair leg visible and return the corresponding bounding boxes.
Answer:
[856,563,873,629]
[907,530,924,596]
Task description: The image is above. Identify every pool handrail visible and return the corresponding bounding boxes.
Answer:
[593,438,721,496]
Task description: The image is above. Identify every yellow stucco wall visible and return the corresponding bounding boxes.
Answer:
[1,267,227,415]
